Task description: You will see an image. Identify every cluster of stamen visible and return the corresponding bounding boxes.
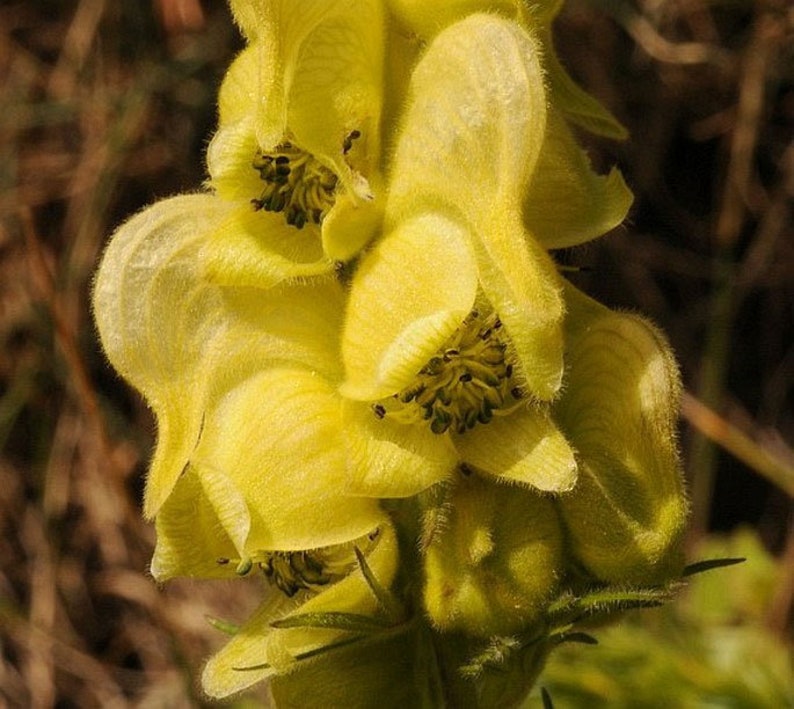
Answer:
[217,528,379,598]
[373,311,523,435]
[251,131,361,230]
[251,142,338,228]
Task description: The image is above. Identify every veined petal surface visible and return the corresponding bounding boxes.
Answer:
[191,368,385,553]
[226,0,385,180]
[555,284,688,584]
[453,405,577,492]
[93,194,236,517]
[342,400,458,498]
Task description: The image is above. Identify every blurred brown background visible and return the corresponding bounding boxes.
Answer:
[1,0,792,706]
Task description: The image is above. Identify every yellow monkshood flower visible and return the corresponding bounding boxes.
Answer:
[93,194,385,540]
[340,15,631,497]
[207,0,387,267]
[200,522,400,698]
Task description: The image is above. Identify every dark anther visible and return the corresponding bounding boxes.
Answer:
[372,403,386,419]
[459,372,473,383]
[216,557,230,565]
[343,129,362,154]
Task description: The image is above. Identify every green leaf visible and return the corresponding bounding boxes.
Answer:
[354,546,404,622]
[683,556,746,577]
[541,686,555,709]
[270,611,396,633]
[547,585,676,625]
[551,631,599,647]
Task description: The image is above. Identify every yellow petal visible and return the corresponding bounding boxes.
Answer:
[93,194,236,517]
[524,108,634,249]
[201,206,332,288]
[386,0,518,37]
[216,45,262,127]
[342,400,457,497]
[193,368,385,552]
[386,15,566,399]
[150,463,250,581]
[467,217,567,401]
[341,213,478,400]
[206,117,264,202]
[202,521,399,698]
[555,284,688,585]
[387,15,546,225]
[215,279,346,384]
[452,405,577,492]
[320,186,384,263]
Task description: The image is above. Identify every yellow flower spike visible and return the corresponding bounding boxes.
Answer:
[555,283,688,585]
[210,1,387,262]
[382,14,566,401]
[201,521,400,699]
[423,471,564,637]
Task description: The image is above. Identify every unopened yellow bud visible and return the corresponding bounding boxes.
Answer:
[423,471,563,637]
[555,286,688,585]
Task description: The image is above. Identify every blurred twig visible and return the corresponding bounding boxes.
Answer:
[681,391,794,500]
[687,6,789,541]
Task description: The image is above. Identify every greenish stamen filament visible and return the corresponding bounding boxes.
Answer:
[373,311,523,435]
[252,141,338,229]
[217,528,380,598]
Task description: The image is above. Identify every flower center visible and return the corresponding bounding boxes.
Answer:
[218,528,379,598]
[251,132,360,229]
[373,311,523,435]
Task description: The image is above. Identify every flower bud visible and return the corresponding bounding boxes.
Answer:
[555,286,688,585]
[423,472,564,637]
